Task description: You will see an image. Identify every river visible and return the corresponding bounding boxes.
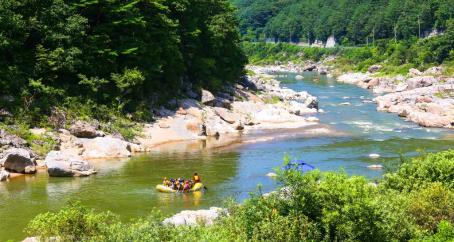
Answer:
[1,72,454,241]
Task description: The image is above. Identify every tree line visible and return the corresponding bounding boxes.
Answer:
[0,0,246,123]
[231,0,454,45]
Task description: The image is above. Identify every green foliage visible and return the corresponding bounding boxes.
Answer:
[0,123,57,156]
[263,96,280,104]
[232,0,454,45]
[416,221,454,242]
[243,36,454,74]
[382,149,454,191]
[0,0,246,130]
[26,202,118,242]
[26,150,454,241]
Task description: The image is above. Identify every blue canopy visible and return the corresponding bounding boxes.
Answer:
[284,160,315,173]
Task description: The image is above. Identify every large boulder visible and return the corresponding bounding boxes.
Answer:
[302,63,317,71]
[69,120,100,138]
[368,64,383,73]
[45,151,96,177]
[406,76,437,90]
[80,136,131,159]
[0,148,36,174]
[201,89,215,106]
[0,169,10,181]
[408,68,422,77]
[423,66,443,76]
[214,107,239,124]
[163,207,225,226]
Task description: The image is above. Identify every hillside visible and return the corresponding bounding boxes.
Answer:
[231,0,453,45]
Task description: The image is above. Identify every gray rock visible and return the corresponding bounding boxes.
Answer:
[0,169,10,181]
[423,66,443,76]
[214,97,232,109]
[45,151,96,177]
[408,68,422,77]
[0,129,27,147]
[214,107,239,124]
[406,76,437,90]
[368,64,383,73]
[80,136,131,159]
[0,148,36,174]
[70,120,99,138]
[201,89,215,106]
[303,64,317,71]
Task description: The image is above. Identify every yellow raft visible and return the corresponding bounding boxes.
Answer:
[156,183,204,193]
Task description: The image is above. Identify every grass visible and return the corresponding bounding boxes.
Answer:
[263,96,281,104]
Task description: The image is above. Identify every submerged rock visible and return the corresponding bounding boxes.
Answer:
[367,164,384,170]
[369,153,380,159]
[0,148,36,174]
[266,172,277,178]
[163,207,226,226]
[45,151,96,177]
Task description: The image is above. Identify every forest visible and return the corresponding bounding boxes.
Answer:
[231,0,454,44]
[0,0,246,125]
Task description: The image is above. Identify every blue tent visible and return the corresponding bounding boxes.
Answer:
[284,160,315,173]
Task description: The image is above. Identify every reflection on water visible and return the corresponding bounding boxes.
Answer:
[1,72,454,241]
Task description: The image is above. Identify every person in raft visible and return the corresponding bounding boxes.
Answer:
[162,177,171,187]
[193,173,201,183]
[183,180,191,192]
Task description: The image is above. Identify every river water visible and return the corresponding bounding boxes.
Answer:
[1,72,454,241]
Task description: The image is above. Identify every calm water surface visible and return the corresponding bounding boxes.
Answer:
[1,72,453,241]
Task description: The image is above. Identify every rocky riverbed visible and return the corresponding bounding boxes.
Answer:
[1,71,323,182]
[258,60,454,129]
[337,66,454,129]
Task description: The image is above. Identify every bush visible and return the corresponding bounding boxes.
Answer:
[26,150,454,241]
[382,150,454,192]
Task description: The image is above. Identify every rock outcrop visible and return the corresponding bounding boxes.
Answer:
[163,207,226,226]
[336,65,454,129]
[45,151,96,177]
[0,129,27,148]
[201,89,216,106]
[0,148,36,174]
[375,84,454,128]
[80,136,131,159]
[69,120,101,138]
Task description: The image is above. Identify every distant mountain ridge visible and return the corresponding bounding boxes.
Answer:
[231,0,453,45]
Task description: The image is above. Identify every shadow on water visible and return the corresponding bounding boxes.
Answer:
[1,71,454,241]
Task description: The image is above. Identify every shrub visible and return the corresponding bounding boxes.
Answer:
[382,150,454,192]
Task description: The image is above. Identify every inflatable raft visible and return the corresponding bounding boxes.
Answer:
[156,183,204,193]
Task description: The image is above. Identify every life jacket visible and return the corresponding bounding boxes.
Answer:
[193,175,200,183]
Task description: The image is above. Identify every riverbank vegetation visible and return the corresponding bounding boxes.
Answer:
[242,19,454,76]
[26,150,454,241]
[0,0,246,132]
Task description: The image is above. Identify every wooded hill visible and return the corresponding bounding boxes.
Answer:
[231,0,454,44]
[0,0,246,123]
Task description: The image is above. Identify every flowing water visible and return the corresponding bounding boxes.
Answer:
[1,72,454,241]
